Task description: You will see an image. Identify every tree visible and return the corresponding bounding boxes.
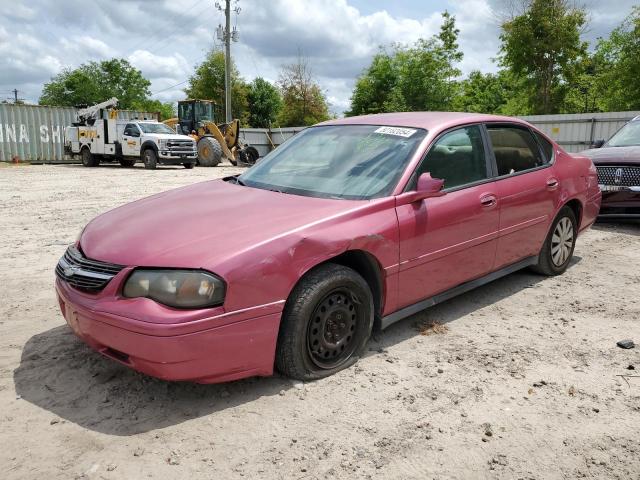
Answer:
[131,99,176,121]
[347,11,463,115]
[452,71,511,113]
[277,54,329,126]
[499,0,588,114]
[40,59,150,109]
[185,48,249,124]
[591,6,640,111]
[247,77,282,128]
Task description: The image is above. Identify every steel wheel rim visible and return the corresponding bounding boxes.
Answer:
[551,217,574,266]
[307,289,361,369]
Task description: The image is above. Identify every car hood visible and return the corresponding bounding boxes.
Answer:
[580,146,640,165]
[143,133,194,141]
[80,180,365,268]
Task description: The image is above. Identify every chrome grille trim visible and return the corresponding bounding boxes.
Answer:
[55,246,124,292]
[596,165,640,187]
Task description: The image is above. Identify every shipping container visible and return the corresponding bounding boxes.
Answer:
[0,103,159,163]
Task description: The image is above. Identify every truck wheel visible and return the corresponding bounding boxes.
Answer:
[142,149,157,169]
[119,158,136,168]
[197,137,222,167]
[183,162,195,169]
[81,148,99,167]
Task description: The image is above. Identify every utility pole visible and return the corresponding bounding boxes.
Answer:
[216,0,239,123]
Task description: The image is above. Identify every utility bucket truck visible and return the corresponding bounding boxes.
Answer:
[64,98,198,169]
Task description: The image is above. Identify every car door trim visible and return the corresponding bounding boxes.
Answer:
[381,255,538,330]
[398,229,499,272]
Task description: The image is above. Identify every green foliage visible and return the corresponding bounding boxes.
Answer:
[131,99,176,121]
[347,12,463,116]
[591,6,640,111]
[185,48,249,123]
[39,59,151,109]
[277,55,330,126]
[499,0,588,114]
[247,77,282,128]
[452,71,511,114]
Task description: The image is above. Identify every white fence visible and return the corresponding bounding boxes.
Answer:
[519,111,640,152]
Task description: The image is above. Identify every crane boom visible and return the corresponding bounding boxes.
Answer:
[76,97,118,124]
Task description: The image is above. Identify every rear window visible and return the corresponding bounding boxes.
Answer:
[534,132,554,163]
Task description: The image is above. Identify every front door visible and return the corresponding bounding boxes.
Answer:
[485,124,559,270]
[122,123,141,156]
[396,125,500,309]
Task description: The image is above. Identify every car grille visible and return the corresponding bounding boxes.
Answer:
[55,245,124,293]
[597,166,640,187]
[167,140,196,153]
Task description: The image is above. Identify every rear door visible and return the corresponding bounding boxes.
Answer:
[396,124,499,309]
[485,123,559,269]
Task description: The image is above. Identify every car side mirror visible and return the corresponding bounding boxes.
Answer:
[590,139,605,149]
[396,173,446,205]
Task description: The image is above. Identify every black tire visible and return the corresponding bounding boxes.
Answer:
[276,264,374,381]
[119,158,136,168]
[532,206,577,276]
[142,149,157,170]
[245,146,259,165]
[197,137,222,167]
[81,148,99,167]
[183,162,195,169]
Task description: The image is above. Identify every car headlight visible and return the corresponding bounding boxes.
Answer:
[158,139,168,149]
[123,269,225,308]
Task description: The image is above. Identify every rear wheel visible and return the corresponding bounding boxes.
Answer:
[142,149,157,169]
[119,158,135,168]
[197,137,222,167]
[276,264,374,381]
[81,148,99,167]
[532,206,577,276]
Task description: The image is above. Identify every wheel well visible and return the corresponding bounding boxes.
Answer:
[321,250,384,328]
[564,199,583,228]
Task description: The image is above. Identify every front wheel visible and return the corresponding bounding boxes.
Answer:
[142,149,157,169]
[532,206,577,276]
[276,264,374,381]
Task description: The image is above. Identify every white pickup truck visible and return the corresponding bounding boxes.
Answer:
[65,114,198,169]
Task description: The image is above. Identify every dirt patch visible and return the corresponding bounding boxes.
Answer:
[1,164,639,479]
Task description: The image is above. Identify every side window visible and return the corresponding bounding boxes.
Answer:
[487,126,545,176]
[416,125,488,189]
[123,124,138,136]
[534,131,554,164]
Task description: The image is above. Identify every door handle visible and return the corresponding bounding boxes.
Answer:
[480,194,497,207]
[546,178,559,189]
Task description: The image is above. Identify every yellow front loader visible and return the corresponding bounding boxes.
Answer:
[164,99,259,167]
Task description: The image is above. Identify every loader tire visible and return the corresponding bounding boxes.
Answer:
[197,137,222,167]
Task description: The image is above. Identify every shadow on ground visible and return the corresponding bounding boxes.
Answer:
[14,258,580,436]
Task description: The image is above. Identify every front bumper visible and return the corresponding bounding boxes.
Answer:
[158,150,198,163]
[598,188,640,218]
[55,278,282,383]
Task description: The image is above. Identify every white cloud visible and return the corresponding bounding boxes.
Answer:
[0,0,636,112]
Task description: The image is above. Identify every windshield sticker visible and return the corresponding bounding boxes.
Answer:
[374,126,417,138]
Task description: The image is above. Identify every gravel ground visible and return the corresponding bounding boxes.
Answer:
[1,163,639,480]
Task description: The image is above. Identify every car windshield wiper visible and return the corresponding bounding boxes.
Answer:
[235,176,247,186]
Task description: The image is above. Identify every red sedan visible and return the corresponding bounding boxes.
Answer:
[55,112,601,383]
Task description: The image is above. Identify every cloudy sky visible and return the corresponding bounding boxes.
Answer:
[0,0,636,115]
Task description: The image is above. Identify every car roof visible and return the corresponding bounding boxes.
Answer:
[318,112,531,132]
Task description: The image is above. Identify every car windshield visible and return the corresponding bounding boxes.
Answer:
[606,121,640,147]
[238,125,427,200]
[138,123,176,134]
